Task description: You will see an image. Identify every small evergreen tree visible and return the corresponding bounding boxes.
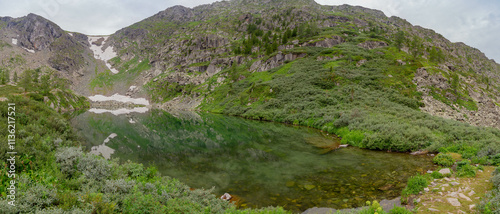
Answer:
[395,30,405,50]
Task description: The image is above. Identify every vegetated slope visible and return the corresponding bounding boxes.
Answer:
[107,0,500,156]
[0,14,115,96]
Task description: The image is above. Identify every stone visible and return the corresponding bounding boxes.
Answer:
[441,184,449,187]
[428,208,440,212]
[448,192,458,197]
[424,188,430,192]
[415,198,421,203]
[220,193,232,201]
[439,168,451,174]
[447,198,461,207]
[450,182,460,186]
[427,170,433,174]
[468,190,475,196]
[459,193,472,201]
[469,204,476,210]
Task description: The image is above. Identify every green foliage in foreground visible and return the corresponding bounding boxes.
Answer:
[478,167,500,213]
[0,96,288,213]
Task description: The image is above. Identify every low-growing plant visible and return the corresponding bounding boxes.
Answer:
[430,171,443,179]
[433,153,454,167]
[402,175,428,196]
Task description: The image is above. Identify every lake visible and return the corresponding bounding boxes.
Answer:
[71,109,434,212]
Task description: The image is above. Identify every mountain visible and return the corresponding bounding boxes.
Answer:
[102,0,500,130]
[0,0,499,146]
[0,13,116,96]
[2,0,500,213]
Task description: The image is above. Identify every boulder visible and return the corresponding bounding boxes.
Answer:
[447,198,461,207]
[438,168,451,174]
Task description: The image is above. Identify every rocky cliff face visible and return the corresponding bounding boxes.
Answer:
[103,0,500,130]
[0,14,111,96]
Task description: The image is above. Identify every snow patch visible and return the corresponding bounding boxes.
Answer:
[68,32,73,36]
[90,133,116,159]
[88,93,150,106]
[11,38,17,45]
[88,36,119,74]
[129,85,137,91]
[129,118,136,124]
[88,107,149,116]
[22,47,35,53]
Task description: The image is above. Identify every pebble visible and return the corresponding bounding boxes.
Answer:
[468,190,475,196]
[424,188,430,192]
[450,182,460,186]
[428,208,440,212]
[442,184,450,187]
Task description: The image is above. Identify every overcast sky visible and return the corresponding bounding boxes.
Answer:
[0,0,499,62]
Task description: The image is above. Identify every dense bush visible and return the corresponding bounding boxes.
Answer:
[456,160,477,177]
[402,175,428,196]
[433,153,455,167]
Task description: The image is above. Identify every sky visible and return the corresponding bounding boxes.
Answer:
[0,0,499,62]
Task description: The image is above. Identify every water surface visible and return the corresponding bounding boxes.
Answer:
[71,109,434,212]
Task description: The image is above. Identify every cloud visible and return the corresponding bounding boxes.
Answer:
[0,0,499,61]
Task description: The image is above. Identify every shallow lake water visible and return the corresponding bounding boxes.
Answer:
[71,109,434,212]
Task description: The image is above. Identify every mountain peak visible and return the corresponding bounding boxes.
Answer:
[6,13,63,51]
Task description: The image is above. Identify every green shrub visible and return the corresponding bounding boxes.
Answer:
[55,147,83,178]
[77,154,111,181]
[402,175,428,196]
[433,153,454,167]
[389,205,413,214]
[456,163,476,177]
[491,174,500,188]
[430,171,443,179]
[478,189,500,213]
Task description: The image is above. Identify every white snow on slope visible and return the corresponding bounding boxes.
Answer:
[88,36,119,74]
[11,38,17,45]
[88,107,149,116]
[88,93,150,106]
[23,47,35,53]
[68,32,73,36]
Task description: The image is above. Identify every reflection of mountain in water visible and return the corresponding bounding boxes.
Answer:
[71,109,434,212]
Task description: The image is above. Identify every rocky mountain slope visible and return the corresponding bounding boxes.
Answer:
[101,0,500,131]
[0,13,118,96]
[0,0,499,139]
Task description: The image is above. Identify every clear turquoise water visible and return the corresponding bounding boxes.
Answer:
[71,109,434,212]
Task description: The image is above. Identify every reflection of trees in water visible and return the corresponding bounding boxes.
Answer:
[72,109,434,212]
